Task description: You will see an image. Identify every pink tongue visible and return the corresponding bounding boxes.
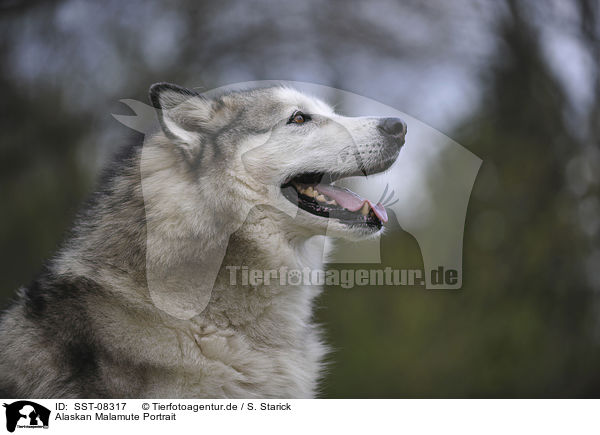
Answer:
[315,183,388,223]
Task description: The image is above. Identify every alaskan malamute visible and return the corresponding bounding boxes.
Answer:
[0,84,406,398]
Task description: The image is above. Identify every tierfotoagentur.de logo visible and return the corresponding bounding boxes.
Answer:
[2,402,50,433]
[113,81,481,319]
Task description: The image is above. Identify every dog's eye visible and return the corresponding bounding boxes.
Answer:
[288,111,311,124]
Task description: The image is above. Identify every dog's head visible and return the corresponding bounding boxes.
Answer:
[149,83,406,240]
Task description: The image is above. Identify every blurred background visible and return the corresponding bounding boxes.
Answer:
[1,0,599,397]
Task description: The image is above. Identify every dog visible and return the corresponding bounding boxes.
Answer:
[0,83,406,398]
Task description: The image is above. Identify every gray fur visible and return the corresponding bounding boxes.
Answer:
[0,85,405,398]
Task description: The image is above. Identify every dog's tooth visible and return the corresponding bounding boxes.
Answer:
[328,199,338,205]
[360,202,370,216]
[316,194,326,202]
[305,186,314,197]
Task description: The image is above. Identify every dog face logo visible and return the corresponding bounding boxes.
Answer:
[3,402,50,433]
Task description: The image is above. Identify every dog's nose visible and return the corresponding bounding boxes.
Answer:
[378,117,407,137]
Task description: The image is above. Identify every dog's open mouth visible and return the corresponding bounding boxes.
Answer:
[281,172,387,230]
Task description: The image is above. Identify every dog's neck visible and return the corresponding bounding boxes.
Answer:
[201,207,326,333]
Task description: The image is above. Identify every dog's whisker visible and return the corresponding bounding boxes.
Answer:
[377,184,389,204]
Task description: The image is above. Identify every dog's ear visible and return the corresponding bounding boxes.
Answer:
[149,83,212,155]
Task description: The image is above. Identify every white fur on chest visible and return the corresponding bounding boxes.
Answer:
[170,231,326,397]
[136,280,326,398]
